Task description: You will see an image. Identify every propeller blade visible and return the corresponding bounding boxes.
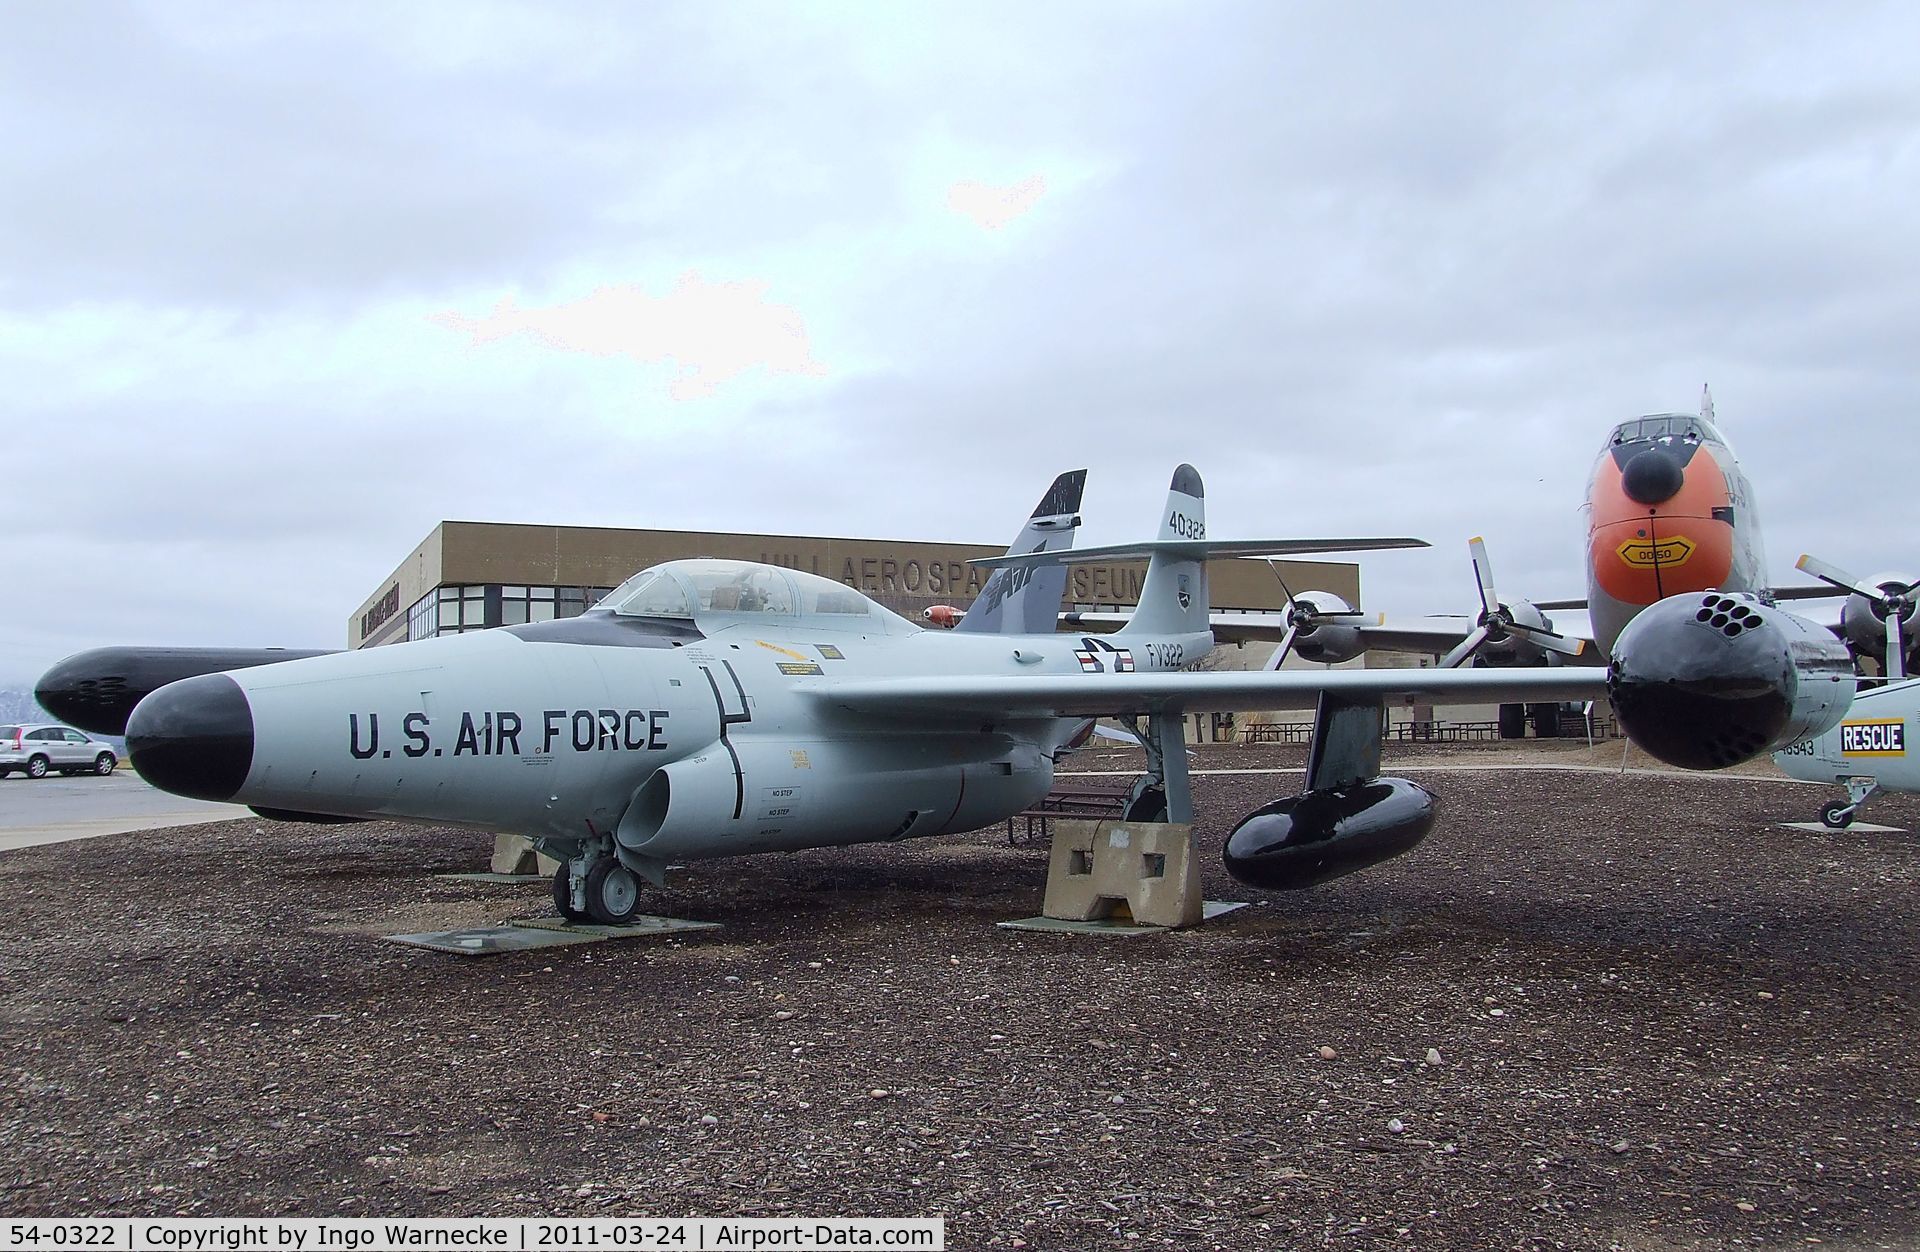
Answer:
[1439,625,1492,670]
[1264,623,1300,671]
[1508,622,1586,656]
[1887,605,1906,682]
[1796,553,1890,611]
[1467,536,1499,618]
[1264,560,1299,606]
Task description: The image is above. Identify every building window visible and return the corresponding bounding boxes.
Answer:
[380,582,617,647]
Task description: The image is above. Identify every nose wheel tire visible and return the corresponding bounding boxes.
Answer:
[1819,799,1856,830]
[584,856,643,925]
[25,755,49,780]
[94,753,116,776]
[552,863,589,922]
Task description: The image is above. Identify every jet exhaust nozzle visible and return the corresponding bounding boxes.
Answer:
[1222,777,1437,890]
[126,673,256,802]
[1607,592,1854,770]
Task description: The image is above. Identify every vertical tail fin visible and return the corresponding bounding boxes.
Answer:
[1118,464,1211,637]
[954,469,1086,635]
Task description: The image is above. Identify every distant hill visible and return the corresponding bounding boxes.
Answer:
[0,688,51,726]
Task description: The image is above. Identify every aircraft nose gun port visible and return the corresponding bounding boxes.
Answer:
[1605,593,1854,770]
[126,673,255,802]
[1620,446,1685,505]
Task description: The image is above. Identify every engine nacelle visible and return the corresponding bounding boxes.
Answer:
[1475,598,1557,667]
[1289,591,1366,664]
[1221,777,1437,889]
[1840,570,1920,672]
[1608,591,1855,770]
[616,735,1051,859]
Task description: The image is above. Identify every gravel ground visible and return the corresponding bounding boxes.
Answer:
[3,742,1917,1250]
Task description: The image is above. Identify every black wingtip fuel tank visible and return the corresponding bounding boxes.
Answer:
[1223,777,1438,890]
[37,646,331,737]
[1607,592,1854,770]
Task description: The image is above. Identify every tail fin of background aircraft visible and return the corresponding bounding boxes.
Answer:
[965,464,1423,637]
[1118,464,1212,637]
[954,469,1086,635]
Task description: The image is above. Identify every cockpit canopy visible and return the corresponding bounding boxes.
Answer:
[594,559,916,634]
[1607,412,1730,451]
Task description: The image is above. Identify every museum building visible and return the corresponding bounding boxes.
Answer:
[347,520,1355,650]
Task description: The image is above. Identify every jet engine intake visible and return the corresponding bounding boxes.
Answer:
[1607,592,1855,770]
[1222,777,1437,890]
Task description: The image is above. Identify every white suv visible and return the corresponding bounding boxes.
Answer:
[0,724,118,779]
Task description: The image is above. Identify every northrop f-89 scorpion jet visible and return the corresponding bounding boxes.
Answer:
[90,467,1642,924]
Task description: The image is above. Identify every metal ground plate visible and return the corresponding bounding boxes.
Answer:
[434,872,548,884]
[382,925,603,957]
[999,900,1248,937]
[509,914,723,939]
[1778,821,1908,835]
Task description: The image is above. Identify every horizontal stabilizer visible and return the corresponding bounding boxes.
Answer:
[972,536,1428,570]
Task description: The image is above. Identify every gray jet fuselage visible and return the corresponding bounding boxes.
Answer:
[154,560,1209,867]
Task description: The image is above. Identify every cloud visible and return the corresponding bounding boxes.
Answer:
[7,1,1920,690]
[430,275,828,399]
[946,175,1050,231]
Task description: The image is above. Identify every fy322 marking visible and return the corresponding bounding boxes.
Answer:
[348,709,671,760]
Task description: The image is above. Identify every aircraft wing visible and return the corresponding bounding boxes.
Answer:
[1061,610,1597,660]
[806,666,1608,722]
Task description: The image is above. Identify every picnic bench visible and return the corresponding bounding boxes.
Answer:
[1008,782,1133,844]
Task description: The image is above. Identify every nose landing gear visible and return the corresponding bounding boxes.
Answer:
[1818,777,1881,830]
[547,837,651,925]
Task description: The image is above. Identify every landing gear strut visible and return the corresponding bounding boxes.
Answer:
[1818,777,1881,830]
[1120,712,1192,824]
[552,863,588,921]
[544,834,654,925]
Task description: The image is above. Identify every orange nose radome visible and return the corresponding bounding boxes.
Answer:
[1590,445,1734,606]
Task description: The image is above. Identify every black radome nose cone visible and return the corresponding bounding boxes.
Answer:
[127,674,254,801]
[1621,447,1685,505]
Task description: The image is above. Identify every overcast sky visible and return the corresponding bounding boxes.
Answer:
[5,1,1917,686]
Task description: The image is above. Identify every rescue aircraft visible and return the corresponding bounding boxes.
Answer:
[64,466,1637,923]
[1772,553,1920,827]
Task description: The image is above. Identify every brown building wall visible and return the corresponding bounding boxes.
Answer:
[347,521,1362,648]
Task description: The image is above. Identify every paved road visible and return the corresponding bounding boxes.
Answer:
[0,771,247,850]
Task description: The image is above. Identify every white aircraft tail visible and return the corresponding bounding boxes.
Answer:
[1118,464,1211,637]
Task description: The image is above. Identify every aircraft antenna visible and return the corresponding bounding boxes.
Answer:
[1700,384,1715,422]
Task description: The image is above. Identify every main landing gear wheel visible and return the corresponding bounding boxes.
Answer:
[1123,782,1170,824]
[553,863,588,922]
[584,856,643,925]
[1819,799,1857,830]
